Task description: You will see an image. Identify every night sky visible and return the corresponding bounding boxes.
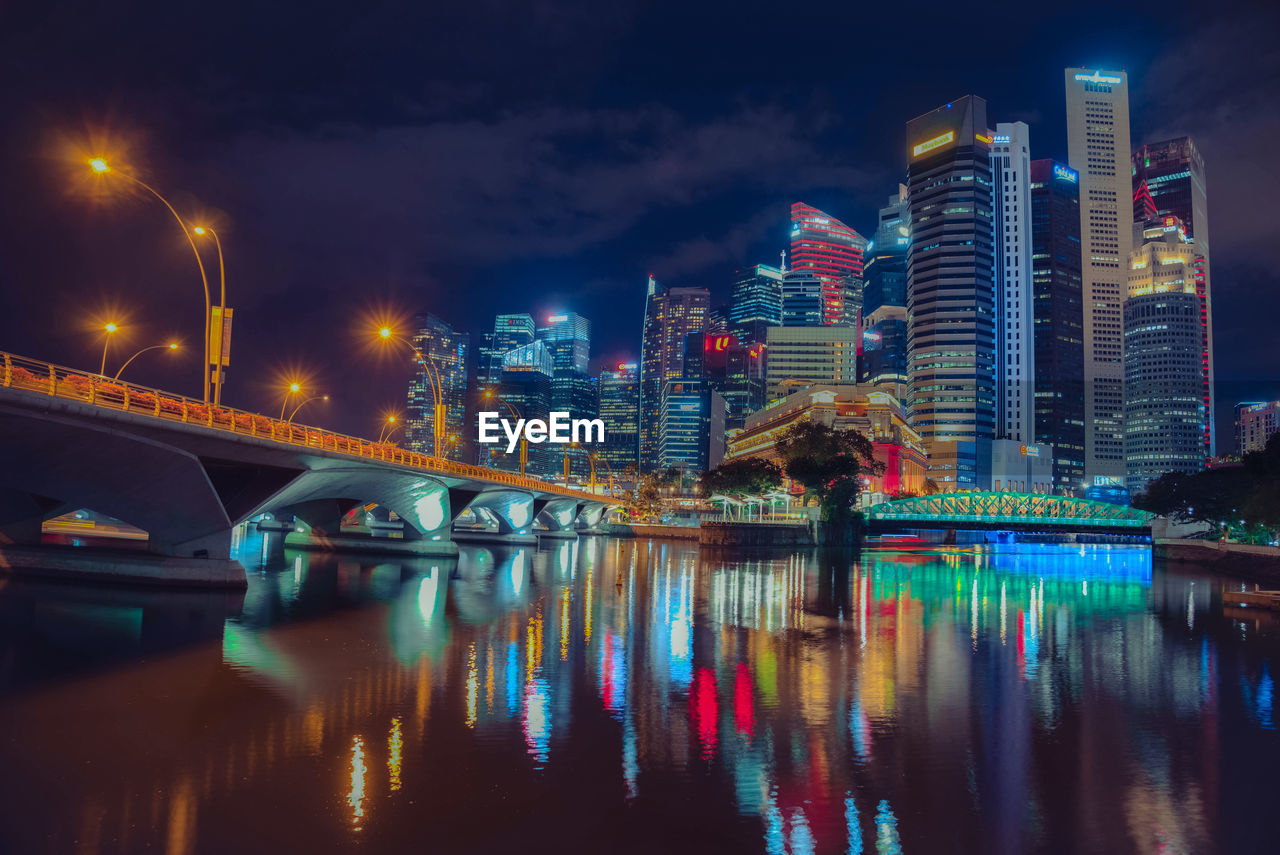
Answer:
[2,0,1278,443]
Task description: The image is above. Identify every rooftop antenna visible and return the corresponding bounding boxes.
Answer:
[780,250,787,273]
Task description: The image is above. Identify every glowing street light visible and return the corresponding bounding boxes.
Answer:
[280,381,303,420]
[99,322,119,375]
[376,326,447,456]
[193,225,229,406]
[114,342,179,380]
[87,157,213,402]
[378,414,401,444]
[288,393,329,424]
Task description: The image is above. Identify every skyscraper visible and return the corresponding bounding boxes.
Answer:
[639,277,710,471]
[1029,159,1086,492]
[658,378,726,473]
[405,313,469,458]
[789,203,867,326]
[729,263,783,344]
[905,95,996,490]
[990,122,1034,442]
[537,312,591,376]
[780,270,827,327]
[478,313,535,386]
[1132,137,1214,454]
[1123,217,1207,491]
[492,341,555,475]
[764,326,859,393]
[597,362,640,472]
[1065,67,1133,485]
[861,187,910,399]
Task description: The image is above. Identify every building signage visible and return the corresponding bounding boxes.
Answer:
[912,130,954,157]
[1020,444,1041,458]
[705,334,736,352]
[1053,164,1078,183]
[975,133,993,144]
[1074,71,1122,85]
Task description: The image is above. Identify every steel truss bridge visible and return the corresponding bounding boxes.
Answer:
[863,492,1154,535]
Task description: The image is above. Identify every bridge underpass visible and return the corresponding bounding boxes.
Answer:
[0,351,614,587]
[863,492,1155,538]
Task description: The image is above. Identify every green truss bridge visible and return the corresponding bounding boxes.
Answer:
[863,492,1154,535]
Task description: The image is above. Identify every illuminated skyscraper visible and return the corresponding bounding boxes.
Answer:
[478,313,535,385]
[789,203,867,326]
[536,312,591,376]
[1030,159,1086,492]
[1123,217,1207,491]
[658,378,725,473]
[639,277,710,471]
[729,263,783,344]
[861,186,910,399]
[597,362,640,472]
[990,122,1034,442]
[1065,67,1133,485]
[492,341,555,475]
[405,313,469,458]
[780,270,826,326]
[1132,136,1214,454]
[905,95,996,490]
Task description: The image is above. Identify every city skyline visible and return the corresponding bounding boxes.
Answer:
[0,3,1276,449]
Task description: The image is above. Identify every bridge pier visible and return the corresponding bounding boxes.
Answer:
[535,498,584,540]
[452,489,538,545]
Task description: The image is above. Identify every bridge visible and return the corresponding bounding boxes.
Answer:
[863,492,1154,535]
[0,351,616,586]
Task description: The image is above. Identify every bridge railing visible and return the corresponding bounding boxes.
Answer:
[1,350,602,502]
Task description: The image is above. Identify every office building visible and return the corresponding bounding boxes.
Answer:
[598,362,640,472]
[789,203,867,326]
[990,122,1034,442]
[1132,137,1214,453]
[639,277,710,471]
[536,312,591,376]
[861,187,910,398]
[405,313,469,458]
[1236,401,1280,456]
[905,95,996,489]
[478,314,535,385]
[658,378,725,473]
[1065,68,1133,485]
[780,270,827,327]
[696,332,766,430]
[729,263,784,344]
[765,326,859,393]
[1123,217,1206,492]
[491,341,555,475]
[1030,159,1086,492]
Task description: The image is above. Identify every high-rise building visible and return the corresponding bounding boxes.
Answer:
[1065,68,1133,485]
[765,326,859,394]
[729,264,783,344]
[1029,159,1086,492]
[478,314,535,385]
[1132,137,1214,454]
[658,378,725,473]
[1123,217,1206,492]
[789,203,867,326]
[639,277,710,471]
[990,122,1034,442]
[491,341,555,475]
[536,312,591,376]
[1236,401,1280,456]
[405,313,469,458]
[861,187,910,399]
[697,332,766,430]
[598,362,640,472]
[780,270,827,327]
[905,95,996,490]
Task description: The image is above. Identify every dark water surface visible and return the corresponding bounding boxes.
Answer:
[0,537,1277,854]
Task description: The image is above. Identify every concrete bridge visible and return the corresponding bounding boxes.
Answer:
[0,351,615,585]
[864,492,1154,536]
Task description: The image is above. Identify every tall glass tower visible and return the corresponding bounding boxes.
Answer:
[789,203,867,326]
[639,277,709,471]
[405,313,469,458]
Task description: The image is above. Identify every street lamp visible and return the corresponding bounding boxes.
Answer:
[288,394,329,423]
[193,226,228,405]
[377,327,447,456]
[88,158,213,402]
[280,381,302,420]
[99,322,119,376]
[114,342,179,380]
[484,389,527,475]
[378,414,401,444]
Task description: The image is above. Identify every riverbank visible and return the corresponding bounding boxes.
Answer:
[1155,539,1280,585]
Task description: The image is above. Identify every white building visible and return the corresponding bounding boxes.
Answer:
[990,122,1034,442]
[1065,68,1133,487]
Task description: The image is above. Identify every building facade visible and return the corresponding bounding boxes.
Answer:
[789,203,867,326]
[764,326,860,393]
[730,263,784,345]
[861,187,910,399]
[490,341,555,475]
[639,277,710,471]
[1236,401,1280,456]
[597,362,640,472]
[1132,137,1214,454]
[478,313,535,386]
[1123,218,1207,492]
[990,122,1034,442]
[905,95,996,490]
[1065,68,1133,485]
[405,313,469,458]
[658,378,725,473]
[780,270,827,327]
[1029,159,1086,492]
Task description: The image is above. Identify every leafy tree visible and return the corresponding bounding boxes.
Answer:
[700,457,783,497]
[775,420,883,521]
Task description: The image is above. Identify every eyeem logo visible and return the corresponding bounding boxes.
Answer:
[477,412,605,453]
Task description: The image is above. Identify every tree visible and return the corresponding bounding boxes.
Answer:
[700,457,783,497]
[621,466,686,522]
[775,420,883,521]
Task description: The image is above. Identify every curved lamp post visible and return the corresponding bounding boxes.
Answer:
[288,394,328,423]
[193,226,227,405]
[114,342,179,380]
[99,321,119,376]
[378,327,446,456]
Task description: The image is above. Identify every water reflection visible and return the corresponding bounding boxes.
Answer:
[0,539,1276,853]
